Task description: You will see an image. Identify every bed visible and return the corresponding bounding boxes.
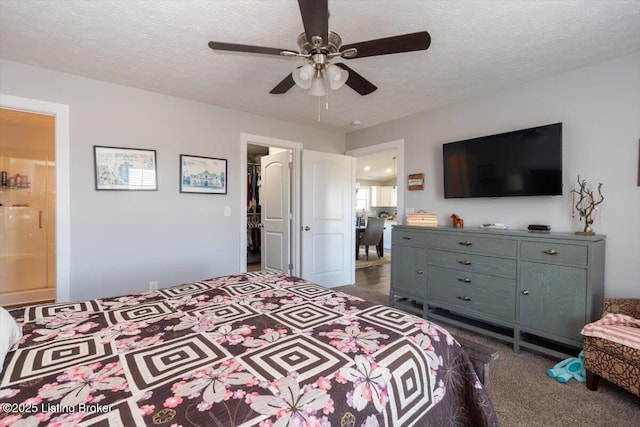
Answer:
[1,271,498,426]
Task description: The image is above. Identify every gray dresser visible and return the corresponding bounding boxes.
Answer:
[390,225,606,358]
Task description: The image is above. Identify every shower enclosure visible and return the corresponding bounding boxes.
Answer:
[0,109,56,306]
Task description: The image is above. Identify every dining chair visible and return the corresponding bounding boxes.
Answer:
[359,217,385,260]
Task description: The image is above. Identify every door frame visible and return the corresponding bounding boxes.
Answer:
[346,139,405,226]
[240,133,302,276]
[0,94,71,302]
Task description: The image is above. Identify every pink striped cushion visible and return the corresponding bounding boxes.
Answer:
[581,313,640,351]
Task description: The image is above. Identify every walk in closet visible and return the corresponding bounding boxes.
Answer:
[247,145,268,267]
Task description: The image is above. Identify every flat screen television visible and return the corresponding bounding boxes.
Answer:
[443,122,562,198]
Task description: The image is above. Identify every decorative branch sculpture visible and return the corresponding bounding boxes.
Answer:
[571,175,604,234]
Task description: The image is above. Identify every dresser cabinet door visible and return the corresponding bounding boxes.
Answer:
[391,245,426,300]
[519,261,587,340]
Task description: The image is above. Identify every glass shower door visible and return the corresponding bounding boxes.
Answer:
[0,109,56,306]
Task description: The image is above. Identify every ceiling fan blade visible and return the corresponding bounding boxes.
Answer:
[208,41,291,56]
[340,31,431,59]
[298,0,328,45]
[334,63,377,95]
[269,73,296,94]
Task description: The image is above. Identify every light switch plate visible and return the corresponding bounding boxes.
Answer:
[224,206,231,216]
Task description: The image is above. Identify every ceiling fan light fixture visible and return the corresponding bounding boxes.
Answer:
[292,63,315,89]
[326,64,348,90]
[308,76,328,97]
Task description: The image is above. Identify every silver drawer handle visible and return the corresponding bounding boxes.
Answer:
[522,290,530,295]
[459,241,473,246]
[457,295,471,301]
[416,269,424,275]
[458,277,472,283]
[458,260,472,266]
[544,249,558,255]
[402,236,411,240]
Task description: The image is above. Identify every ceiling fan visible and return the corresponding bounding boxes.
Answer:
[208,0,431,97]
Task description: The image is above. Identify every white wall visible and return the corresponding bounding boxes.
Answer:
[346,52,640,298]
[0,59,345,301]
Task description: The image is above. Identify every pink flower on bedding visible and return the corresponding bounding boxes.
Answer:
[34,413,52,423]
[333,371,348,384]
[38,362,127,407]
[22,396,42,406]
[36,311,92,328]
[315,376,331,391]
[139,404,155,415]
[163,396,183,408]
[172,361,253,408]
[43,410,86,426]
[166,312,219,333]
[244,391,259,405]
[249,377,330,426]
[207,324,253,345]
[99,321,144,342]
[322,398,335,415]
[0,415,20,425]
[323,324,388,354]
[243,328,288,348]
[171,380,187,392]
[31,321,100,342]
[165,294,208,309]
[338,355,391,412]
[100,294,147,309]
[116,334,165,353]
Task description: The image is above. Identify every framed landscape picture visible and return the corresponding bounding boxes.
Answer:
[94,146,157,190]
[180,155,227,194]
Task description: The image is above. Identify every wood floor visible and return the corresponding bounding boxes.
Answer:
[354,262,390,295]
[248,258,391,296]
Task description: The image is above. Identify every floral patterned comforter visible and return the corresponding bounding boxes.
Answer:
[0,271,497,426]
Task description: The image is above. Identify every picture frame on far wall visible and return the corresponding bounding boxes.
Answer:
[94,145,157,190]
[180,155,227,194]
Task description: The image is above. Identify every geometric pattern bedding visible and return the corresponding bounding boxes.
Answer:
[0,271,498,426]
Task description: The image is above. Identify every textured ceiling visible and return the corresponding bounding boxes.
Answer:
[0,1,638,132]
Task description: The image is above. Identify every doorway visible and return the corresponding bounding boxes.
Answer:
[246,144,293,273]
[0,108,56,306]
[240,134,302,276]
[0,94,70,305]
[240,134,355,287]
[347,139,404,294]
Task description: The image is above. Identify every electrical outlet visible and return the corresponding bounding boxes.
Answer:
[149,281,158,292]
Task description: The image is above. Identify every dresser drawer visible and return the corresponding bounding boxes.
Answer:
[428,232,517,257]
[427,249,517,279]
[427,266,516,320]
[521,241,588,266]
[392,229,427,248]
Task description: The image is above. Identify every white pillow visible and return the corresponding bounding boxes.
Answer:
[0,306,22,370]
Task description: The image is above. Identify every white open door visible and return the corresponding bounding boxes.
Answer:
[301,150,354,286]
[261,150,291,274]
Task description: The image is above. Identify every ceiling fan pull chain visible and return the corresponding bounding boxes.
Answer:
[317,96,321,122]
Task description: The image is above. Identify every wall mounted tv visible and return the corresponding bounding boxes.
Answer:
[443,122,563,198]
